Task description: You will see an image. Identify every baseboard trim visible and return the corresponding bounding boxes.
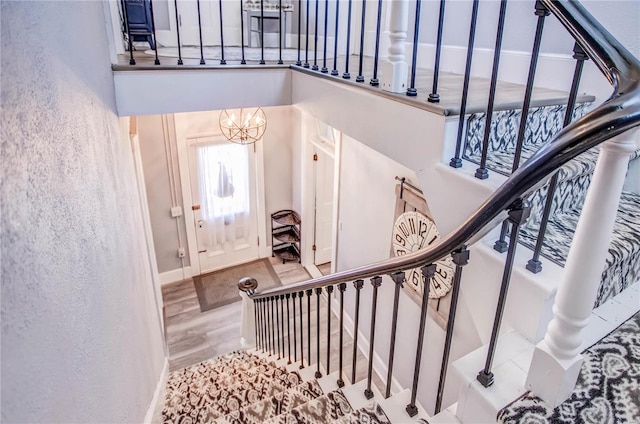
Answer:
[159,266,192,286]
[144,358,169,423]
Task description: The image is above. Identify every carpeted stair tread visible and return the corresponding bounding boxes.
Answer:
[263,389,354,424]
[167,351,266,387]
[167,356,280,394]
[163,372,301,423]
[497,311,640,423]
[462,103,590,176]
[214,380,324,424]
[332,402,392,424]
[519,190,640,307]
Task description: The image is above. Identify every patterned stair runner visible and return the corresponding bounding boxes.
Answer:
[497,311,640,423]
[162,351,392,424]
[461,101,640,308]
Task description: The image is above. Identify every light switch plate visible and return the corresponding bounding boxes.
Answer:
[171,206,183,218]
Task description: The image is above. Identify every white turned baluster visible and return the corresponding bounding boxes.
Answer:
[381,0,409,93]
[526,130,639,406]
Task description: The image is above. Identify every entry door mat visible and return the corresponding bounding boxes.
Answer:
[193,258,282,312]
[497,310,640,423]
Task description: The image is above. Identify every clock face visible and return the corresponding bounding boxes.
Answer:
[392,211,454,299]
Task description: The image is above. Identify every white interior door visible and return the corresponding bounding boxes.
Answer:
[187,136,260,272]
[313,146,335,265]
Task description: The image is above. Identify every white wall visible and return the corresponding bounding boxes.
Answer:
[1,1,166,422]
[139,115,192,273]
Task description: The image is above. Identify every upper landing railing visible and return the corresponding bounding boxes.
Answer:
[233,0,640,417]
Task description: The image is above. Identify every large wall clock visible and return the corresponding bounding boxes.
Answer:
[392,211,454,298]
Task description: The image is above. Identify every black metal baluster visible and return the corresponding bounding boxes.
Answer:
[275,295,280,358]
[306,289,312,368]
[370,0,382,85]
[196,0,206,64]
[121,0,136,65]
[449,0,479,168]
[385,272,404,398]
[477,201,530,387]
[218,0,226,64]
[435,247,469,414]
[511,1,549,172]
[355,0,366,82]
[292,292,298,362]
[494,220,510,253]
[260,0,265,64]
[278,0,284,64]
[265,298,270,353]
[337,282,346,387]
[286,294,291,363]
[343,0,353,79]
[149,0,160,65]
[280,295,286,359]
[312,0,320,70]
[299,291,305,368]
[270,296,276,355]
[475,0,508,180]
[240,0,246,64]
[331,0,339,76]
[326,285,333,373]
[351,279,363,383]
[296,0,302,66]
[253,300,260,350]
[260,299,266,352]
[315,287,322,377]
[321,0,329,72]
[407,0,421,95]
[428,0,447,102]
[527,42,588,273]
[364,276,382,399]
[406,264,436,416]
[304,0,310,67]
[173,0,183,65]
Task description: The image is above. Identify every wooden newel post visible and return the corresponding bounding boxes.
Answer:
[239,277,259,348]
[380,0,409,93]
[526,130,639,406]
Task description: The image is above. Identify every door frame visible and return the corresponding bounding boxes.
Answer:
[174,114,268,276]
[300,116,342,276]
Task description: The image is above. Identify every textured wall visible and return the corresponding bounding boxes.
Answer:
[1,2,166,423]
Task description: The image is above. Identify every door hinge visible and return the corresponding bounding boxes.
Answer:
[313,153,318,161]
[312,244,317,251]
[257,236,260,246]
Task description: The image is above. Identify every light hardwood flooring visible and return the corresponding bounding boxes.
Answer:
[161,257,385,393]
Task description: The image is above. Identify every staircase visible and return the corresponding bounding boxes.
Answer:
[162,350,397,424]
[152,0,640,423]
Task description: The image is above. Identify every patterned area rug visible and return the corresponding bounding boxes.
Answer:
[497,311,640,423]
[193,259,282,312]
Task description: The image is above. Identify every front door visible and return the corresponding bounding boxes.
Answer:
[188,136,260,273]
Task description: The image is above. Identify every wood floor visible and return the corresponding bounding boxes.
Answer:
[162,257,384,392]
